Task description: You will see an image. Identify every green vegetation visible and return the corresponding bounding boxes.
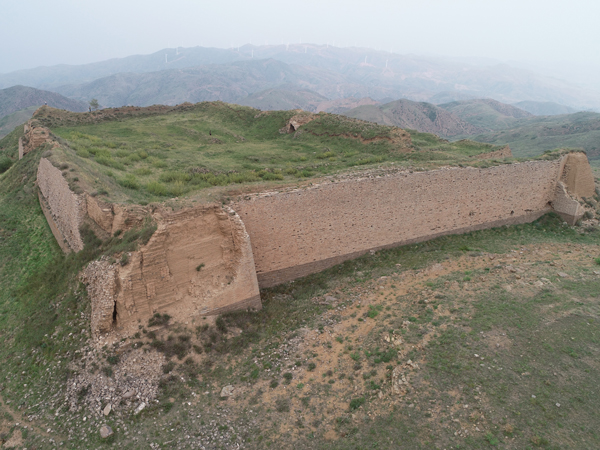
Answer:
[470,111,600,160]
[35,102,507,203]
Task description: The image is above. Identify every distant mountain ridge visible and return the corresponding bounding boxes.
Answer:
[238,88,379,113]
[0,85,87,138]
[0,85,87,119]
[343,99,482,137]
[513,101,578,116]
[2,44,600,110]
[471,111,600,158]
[438,99,533,131]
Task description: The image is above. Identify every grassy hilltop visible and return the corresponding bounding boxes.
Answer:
[29,102,510,203]
[0,103,599,449]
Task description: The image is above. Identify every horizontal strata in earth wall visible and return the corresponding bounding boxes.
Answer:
[233,160,566,288]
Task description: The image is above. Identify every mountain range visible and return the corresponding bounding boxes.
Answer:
[2,44,600,110]
[0,85,87,137]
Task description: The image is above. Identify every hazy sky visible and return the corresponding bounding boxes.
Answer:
[1,0,599,74]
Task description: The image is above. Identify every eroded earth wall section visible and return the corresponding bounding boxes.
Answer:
[37,157,85,252]
[84,205,261,337]
[234,160,567,288]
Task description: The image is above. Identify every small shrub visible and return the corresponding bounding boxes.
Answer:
[118,174,139,190]
[0,156,12,174]
[349,397,365,410]
[148,313,171,327]
[307,362,316,371]
[283,372,293,383]
[275,398,290,412]
[270,380,279,389]
[146,181,168,196]
[595,257,600,266]
[367,306,379,319]
[120,253,129,266]
[485,432,499,445]
[106,355,119,365]
[196,263,205,271]
[216,316,227,334]
[163,361,176,374]
[134,167,152,176]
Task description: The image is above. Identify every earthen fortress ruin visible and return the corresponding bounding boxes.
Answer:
[22,118,597,338]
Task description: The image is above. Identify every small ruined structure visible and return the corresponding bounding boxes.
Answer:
[27,116,596,338]
[279,111,316,133]
[19,121,53,159]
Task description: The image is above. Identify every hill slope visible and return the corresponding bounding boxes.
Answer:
[238,89,379,114]
[343,99,483,137]
[438,98,533,131]
[0,85,87,120]
[237,88,329,112]
[53,59,364,108]
[513,100,579,116]
[471,111,600,159]
[0,106,38,139]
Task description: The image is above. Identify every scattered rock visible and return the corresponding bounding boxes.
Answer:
[123,390,136,399]
[134,402,146,415]
[100,425,113,439]
[220,385,235,398]
[558,272,569,278]
[103,404,111,416]
[325,296,337,303]
[392,367,409,395]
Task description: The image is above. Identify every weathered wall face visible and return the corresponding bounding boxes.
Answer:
[86,195,148,236]
[37,158,85,252]
[19,121,52,159]
[83,205,261,337]
[234,160,566,287]
[559,152,596,199]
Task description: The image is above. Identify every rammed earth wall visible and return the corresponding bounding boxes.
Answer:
[36,146,594,337]
[37,157,85,252]
[233,154,594,288]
